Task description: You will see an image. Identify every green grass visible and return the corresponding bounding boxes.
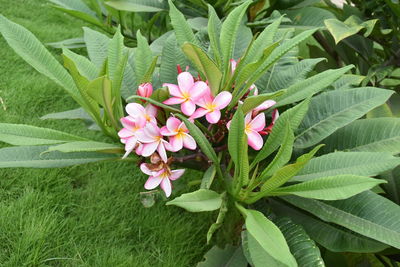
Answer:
[0,1,212,266]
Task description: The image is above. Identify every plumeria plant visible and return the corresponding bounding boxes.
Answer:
[1,0,400,266]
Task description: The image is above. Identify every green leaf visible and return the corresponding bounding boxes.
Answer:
[285,6,336,28]
[275,65,354,107]
[83,27,110,68]
[176,114,219,164]
[270,175,385,200]
[228,108,245,167]
[108,27,125,81]
[46,141,123,153]
[62,47,99,80]
[274,218,325,267]
[219,0,252,74]
[51,6,103,28]
[40,108,93,121]
[242,209,297,267]
[0,145,117,168]
[251,98,310,168]
[105,0,166,12]
[281,191,400,249]
[295,87,394,149]
[259,122,294,181]
[134,30,153,83]
[49,0,96,15]
[259,145,323,194]
[270,199,388,253]
[197,245,247,267]
[201,165,216,189]
[319,118,400,155]
[128,95,181,113]
[182,43,222,95]
[47,37,85,49]
[0,15,82,104]
[241,90,285,114]
[293,152,400,182]
[381,165,400,205]
[168,0,198,46]
[0,123,88,146]
[166,189,222,212]
[207,192,227,244]
[207,5,222,67]
[160,34,187,84]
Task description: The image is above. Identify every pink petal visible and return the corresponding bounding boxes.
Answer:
[166,117,181,132]
[160,126,175,136]
[118,128,133,138]
[157,142,168,162]
[182,134,196,150]
[249,113,266,132]
[226,120,231,130]
[136,143,144,155]
[169,135,183,152]
[177,72,194,94]
[190,81,209,100]
[191,108,209,119]
[178,122,188,132]
[230,59,237,74]
[141,142,159,157]
[144,176,162,190]
[124,136,137,152]
[145,104,158,117]
[181,100,196,116]
[136,129,155,143]
[247,130,264,150]
[206,110,221,124]
[160,178,172,197]
[163,83,182,97]
[170,169,185,180]
[213,91,232,109]
[164,97,185,105]
[245,112,252,124]
[120,116,136,130]
[195,93,213,108]
[126,103,145,117]
[144,123,160,138]
[254,100,276,113]
[140,163,153,176]
[272,109,279,124]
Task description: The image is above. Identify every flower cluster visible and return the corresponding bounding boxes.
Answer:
[119,67,278,197]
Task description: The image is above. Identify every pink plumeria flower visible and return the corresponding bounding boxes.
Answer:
[118,116,146,158]
[191,91,232,124]
[160,117,196,152]
[136,122,171,162]
[230,59,237,74]
[137,83,153,98]
[253,100,276,116]
[163,72,208,116]
[261,109,280,135]
[227,113,266,150]
[140,164,185,197]
[126,103,157,124]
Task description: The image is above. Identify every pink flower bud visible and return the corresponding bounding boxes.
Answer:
[137,83,153,98]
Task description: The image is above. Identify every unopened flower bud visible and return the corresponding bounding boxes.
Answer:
[137,83,153,98]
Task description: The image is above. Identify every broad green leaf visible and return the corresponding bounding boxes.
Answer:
[281,191,400,249]
[285,6,336,28]
[258,58,325,93]
[219,0,252,74]
[134,30,153,82]
[51,6,103,27]
[295,87,394,149]
[319,118,400,155]
[40,107,93,121]
[197,245,247,267]
[105,0,165,12]
[0,123,87,146]
[176,114,219,164]
[270,175,385,200]
[259,122,294,181]
[62,47,99,80]
[168,0,198,46]
[187,17,208,31]
[47,37,85,49]
[207,5,222,67]
[166,189,222,212]
[270,199,389,253]
[275,65,354,107]
[140,56,157,84]
[83,27,110,68]
[331,74,365,90]
[259,145,323,195]
[381,165,400,205]
[0,15,81,103]
[233,25,253,60]
[0,145,117,168]
[228,108,245,167]
[121,50,137,99]
[241,90,285,114]
[251,98,310,168]
[182,43,222,95]
[367,103,394,118]
[46,141,123,153]
[207,192,227,244]
[242,209,297,267]
[293,152,400,182]
[200,165,216,189]
[49,0,95,15]
[108,28,125,81]
[274,218,325,267]
[128,95,181,113]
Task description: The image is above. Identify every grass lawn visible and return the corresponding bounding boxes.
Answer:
[0,0,212,266]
